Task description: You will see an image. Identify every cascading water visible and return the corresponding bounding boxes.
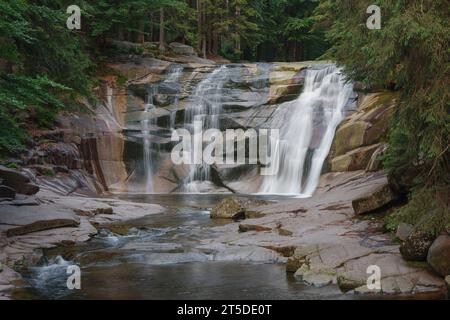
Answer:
[183,65,229,189]
[260,64,354,196]
[140,65,184,193]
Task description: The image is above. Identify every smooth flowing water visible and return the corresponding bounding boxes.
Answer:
[140,66,184,193]
[183,65,229,187]
[260,65,354,195]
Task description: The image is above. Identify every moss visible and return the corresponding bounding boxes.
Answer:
[384,187,450,237]
[5,162,19,169]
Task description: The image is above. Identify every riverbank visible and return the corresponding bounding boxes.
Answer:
[1,170,448,299]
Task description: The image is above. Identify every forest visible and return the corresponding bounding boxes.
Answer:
[0,0,449,300]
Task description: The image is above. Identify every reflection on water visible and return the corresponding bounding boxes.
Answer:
[13,194,346,300]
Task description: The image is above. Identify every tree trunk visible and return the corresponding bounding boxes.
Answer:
[197,0,202,52]
[159,8,165,53]
[136,20,145,43]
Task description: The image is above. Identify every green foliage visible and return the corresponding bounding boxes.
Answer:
[384,187,450,236]
[316,0,450,232]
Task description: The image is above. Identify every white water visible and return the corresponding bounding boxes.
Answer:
[141,66,184,193]
[183,65,229,188]
[260,65,354,196]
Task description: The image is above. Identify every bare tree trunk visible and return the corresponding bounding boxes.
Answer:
[159,8,165,53]
[137,21,145,43]
[197,0,202,52]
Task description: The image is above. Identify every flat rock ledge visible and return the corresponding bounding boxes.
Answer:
[201,171,447,299]
[0,189,166,299]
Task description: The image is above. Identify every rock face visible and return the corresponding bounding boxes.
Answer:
[328,92,398,173]
[352,184,396,215]
[0,165,39,195]
[427,235,450,276]
[400,230,435,261]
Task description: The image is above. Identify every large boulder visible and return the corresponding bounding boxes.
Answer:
[352,184,396,215]
[400,230,435,261]
[210,197,268,219]
[0,165,39,195]
[211,198,246,219]
[427,235,450,276]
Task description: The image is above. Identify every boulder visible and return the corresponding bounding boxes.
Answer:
[400,230,435,261]
[352,184,396,215]
[211,198,246,219]
[210,197,268,219]
[396,223,413,241]
[0,185,15,200]
[337,272,367,293]
[0,165,39,195]
[169,42,196,56]
[427,235,450,276]
[445,275,450,291]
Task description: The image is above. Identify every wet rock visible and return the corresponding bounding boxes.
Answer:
[263,246,296,258]
[427,235,450,276]
[295,264,336,288]
[169,42,196,56]
[0,165,39,195]
[337,272,367,293]
[0,185,15,200]
[286,245,318,273]
[238,224,271,233]
[286,257,305,273]
[400,231,435,261]
[352,184,396,215]
[268,83,303,104]
[396,223,414,241]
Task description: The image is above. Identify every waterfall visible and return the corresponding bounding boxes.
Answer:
[183,65,229,190]
[140,65,184,193]
[260,65,354,196]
